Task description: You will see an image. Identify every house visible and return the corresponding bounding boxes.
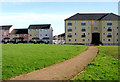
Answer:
[0,25,12,43]
[65,13,119,45]
[28,24,53,44]
[10,28,28,44]
[53,33,65,44]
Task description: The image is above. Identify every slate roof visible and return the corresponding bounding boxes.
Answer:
[0,25,12,30]
[28,24,51,29]
[58,33,65,37]
[11,29,28,34]
[65,13,120,20]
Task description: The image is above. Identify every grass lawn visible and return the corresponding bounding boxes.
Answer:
[73,46,119,80]
[2,44,87,80]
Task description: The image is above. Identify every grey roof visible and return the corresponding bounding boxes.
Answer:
[28,24,51,29]
[11,29,28,34]
[101,13,119,20]
[0,25,12,30]
[65,13,120,20]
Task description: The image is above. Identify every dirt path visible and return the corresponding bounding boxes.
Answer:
[9,46,98,80]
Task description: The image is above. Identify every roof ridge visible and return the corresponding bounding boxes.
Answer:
[98,13,109,20]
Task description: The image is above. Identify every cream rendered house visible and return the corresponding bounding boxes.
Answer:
[65,13,119,45]
[28,24,53,44]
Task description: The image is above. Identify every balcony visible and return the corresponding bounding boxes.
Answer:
[81,35,86,37]
[68,35,72,38]
[107,29,112,31]
[81,23,86,25]
[67,23,72,26]
[81,29,86,31]
[107,35,112,38]
[107,23,112,25]
[67,29,72,32]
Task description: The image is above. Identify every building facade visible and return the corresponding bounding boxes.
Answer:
[65,13,119,45]
[0,25,12,43]
[53,33,65,44]
[28,24,53,44]
[10,28,28,43]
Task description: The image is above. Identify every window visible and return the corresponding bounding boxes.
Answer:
[88,33,90,35]
[103,39,105,41]
[107,33,112,38]
[81,33,85,37]
[35,34,37,36]
[117,33,118,35]
[117,39,118,41]
[88,39,90,41]
[68,33,72,37]
[81,21,86,25]
[107,27,112,31]
[74,21,77,23]
[75,33,76,35]
[30,34,32,36]
[108,33,112,35]
[108,39,111,41]
[94,27,98,30]
[107,21,112,25]
[68,33,72,35]
[94,21,98,24]
[68,21,72,25]
[24,34,27,36]
[68,39,71,42]
[117,27,118,29]
[81,27,86,31]
[88,21,91,23]
[74,27,77,29]
[75,39,76,41]
[46,34,47,36]
[68,27,72,31]
[103,33,105,35]
[82,39,85,41]
[40,29,42,31]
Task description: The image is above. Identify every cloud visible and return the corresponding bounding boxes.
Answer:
[0,13,70,35]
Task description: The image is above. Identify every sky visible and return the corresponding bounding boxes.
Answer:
[0,2,118,35]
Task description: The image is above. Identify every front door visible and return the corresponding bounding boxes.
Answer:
[92,33,100,45]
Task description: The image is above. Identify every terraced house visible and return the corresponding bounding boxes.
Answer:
[0,25,12,43]
[65,13,119,45]
[28,24,53,44]
[10,28,28,43]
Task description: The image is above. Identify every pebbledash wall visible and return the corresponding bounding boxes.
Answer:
[65,13,119,45]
